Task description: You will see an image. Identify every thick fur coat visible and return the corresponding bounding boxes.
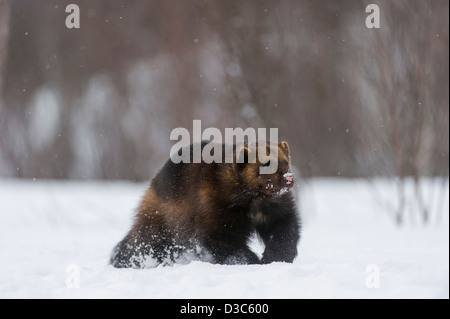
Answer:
[110,141,300,268]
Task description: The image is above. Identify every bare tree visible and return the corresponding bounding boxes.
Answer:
[354,0,449,225]
[0,0,10,102]
[0,0,11,175]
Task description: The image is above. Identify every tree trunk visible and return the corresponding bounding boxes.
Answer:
[0,0,11,173]
[0,0,11,102]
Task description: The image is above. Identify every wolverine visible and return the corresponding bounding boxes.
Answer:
[110,141,300,268]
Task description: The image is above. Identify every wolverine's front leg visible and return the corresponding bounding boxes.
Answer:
[203,236,260,265]
[256,208,300,264]
[259,219,299,263]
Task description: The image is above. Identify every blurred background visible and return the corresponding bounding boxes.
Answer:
[0,0,448,225]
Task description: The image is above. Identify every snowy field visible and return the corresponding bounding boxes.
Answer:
[0,178,448,299]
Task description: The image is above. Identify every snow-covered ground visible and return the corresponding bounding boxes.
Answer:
[0,178,448,299]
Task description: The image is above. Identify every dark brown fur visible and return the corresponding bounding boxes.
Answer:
[110,141,300,268]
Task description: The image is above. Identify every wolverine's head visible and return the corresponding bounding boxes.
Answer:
[234,141,294,197]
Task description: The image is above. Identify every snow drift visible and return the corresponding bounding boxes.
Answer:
[0,178,448,298]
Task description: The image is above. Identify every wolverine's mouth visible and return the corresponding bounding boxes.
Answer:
[260,177,293,197]
[263,179,290,193]
[283,173,294,185]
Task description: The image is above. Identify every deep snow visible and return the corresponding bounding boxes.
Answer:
[0,178,448,299]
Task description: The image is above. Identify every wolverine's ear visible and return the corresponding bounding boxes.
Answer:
[236,146,254,164]
[279,141,290,156]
